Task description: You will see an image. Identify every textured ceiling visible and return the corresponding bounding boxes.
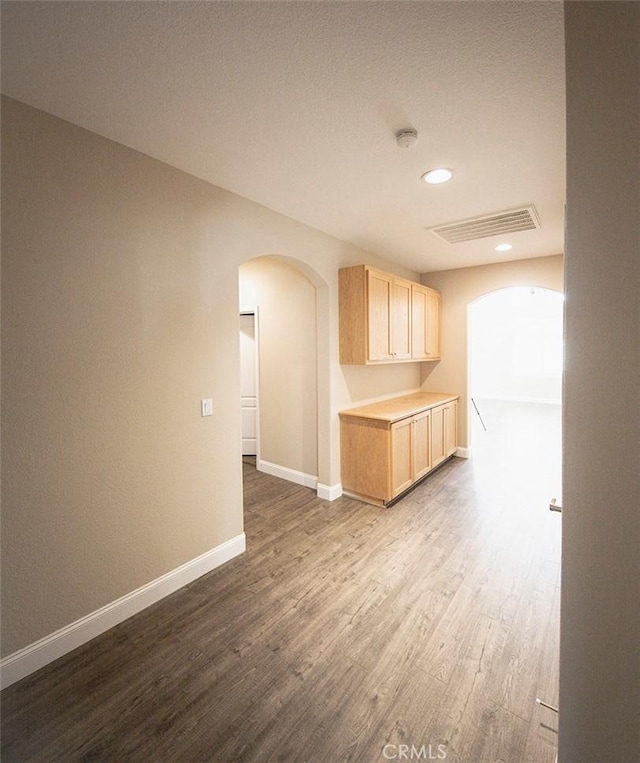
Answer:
[1,1,566,273]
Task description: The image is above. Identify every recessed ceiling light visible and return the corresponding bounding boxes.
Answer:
[421,168,453,185]
[494,243,513,252]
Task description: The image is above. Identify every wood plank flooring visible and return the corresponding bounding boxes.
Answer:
[2,401,561,762]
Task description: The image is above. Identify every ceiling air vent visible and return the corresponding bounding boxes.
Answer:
[427,205,541,244]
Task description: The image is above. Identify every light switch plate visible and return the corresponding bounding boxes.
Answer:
[201,398,213,417]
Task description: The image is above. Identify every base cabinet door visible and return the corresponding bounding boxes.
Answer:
[392,411,432,497]
[412,409,431,480]
[431,404,446,467]
[444,400,458,457]
[390,418,413,498]
[431,401,457,466]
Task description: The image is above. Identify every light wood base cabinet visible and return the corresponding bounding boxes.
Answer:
[340,393,459,506]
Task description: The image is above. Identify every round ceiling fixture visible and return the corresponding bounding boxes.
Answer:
[421,168,453,184]
[494,243,513,252]
[396,129,419,149]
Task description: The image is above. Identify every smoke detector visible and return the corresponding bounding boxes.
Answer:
[396,129,418,149]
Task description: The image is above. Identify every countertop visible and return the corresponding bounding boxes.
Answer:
[339,391,459,423]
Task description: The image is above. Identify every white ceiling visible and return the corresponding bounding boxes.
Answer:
[1,1,566,273]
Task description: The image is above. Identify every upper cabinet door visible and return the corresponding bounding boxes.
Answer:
[412,284,441,360]
[366,268,411,361]
[411,284,429,360]
[367,268,394,361]
[426,289,441,360]
[391,278,412,359]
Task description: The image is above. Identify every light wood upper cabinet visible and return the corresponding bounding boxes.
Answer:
[339,265,440,365]
[411,284,441,361]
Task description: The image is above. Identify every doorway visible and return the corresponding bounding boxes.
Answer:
[238,256,322,489]
[468,286,564,503]
[240,311,259,460]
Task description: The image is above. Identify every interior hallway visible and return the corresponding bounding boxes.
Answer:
[2,402,561,762]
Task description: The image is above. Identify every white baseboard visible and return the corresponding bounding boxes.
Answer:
[0,533,246,690]
[255,460,341,502]
[257,459,318,490]
[455,447,471,459]
[317,482,343,501]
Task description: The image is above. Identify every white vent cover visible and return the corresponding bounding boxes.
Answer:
[427,205,541,244]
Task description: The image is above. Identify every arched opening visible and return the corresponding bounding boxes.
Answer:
[467,285,563,505]
[238,254,330,498]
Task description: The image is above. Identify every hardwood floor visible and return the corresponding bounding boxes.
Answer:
[2,402,561,762]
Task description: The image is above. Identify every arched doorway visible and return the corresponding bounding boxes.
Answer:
[238,254,330,495]
[467,286,563,502]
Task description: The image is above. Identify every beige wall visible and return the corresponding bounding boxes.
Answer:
[560,4,640,761]
[1,97,422,657]
[419,255,564,449]
[239,257,318,478]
